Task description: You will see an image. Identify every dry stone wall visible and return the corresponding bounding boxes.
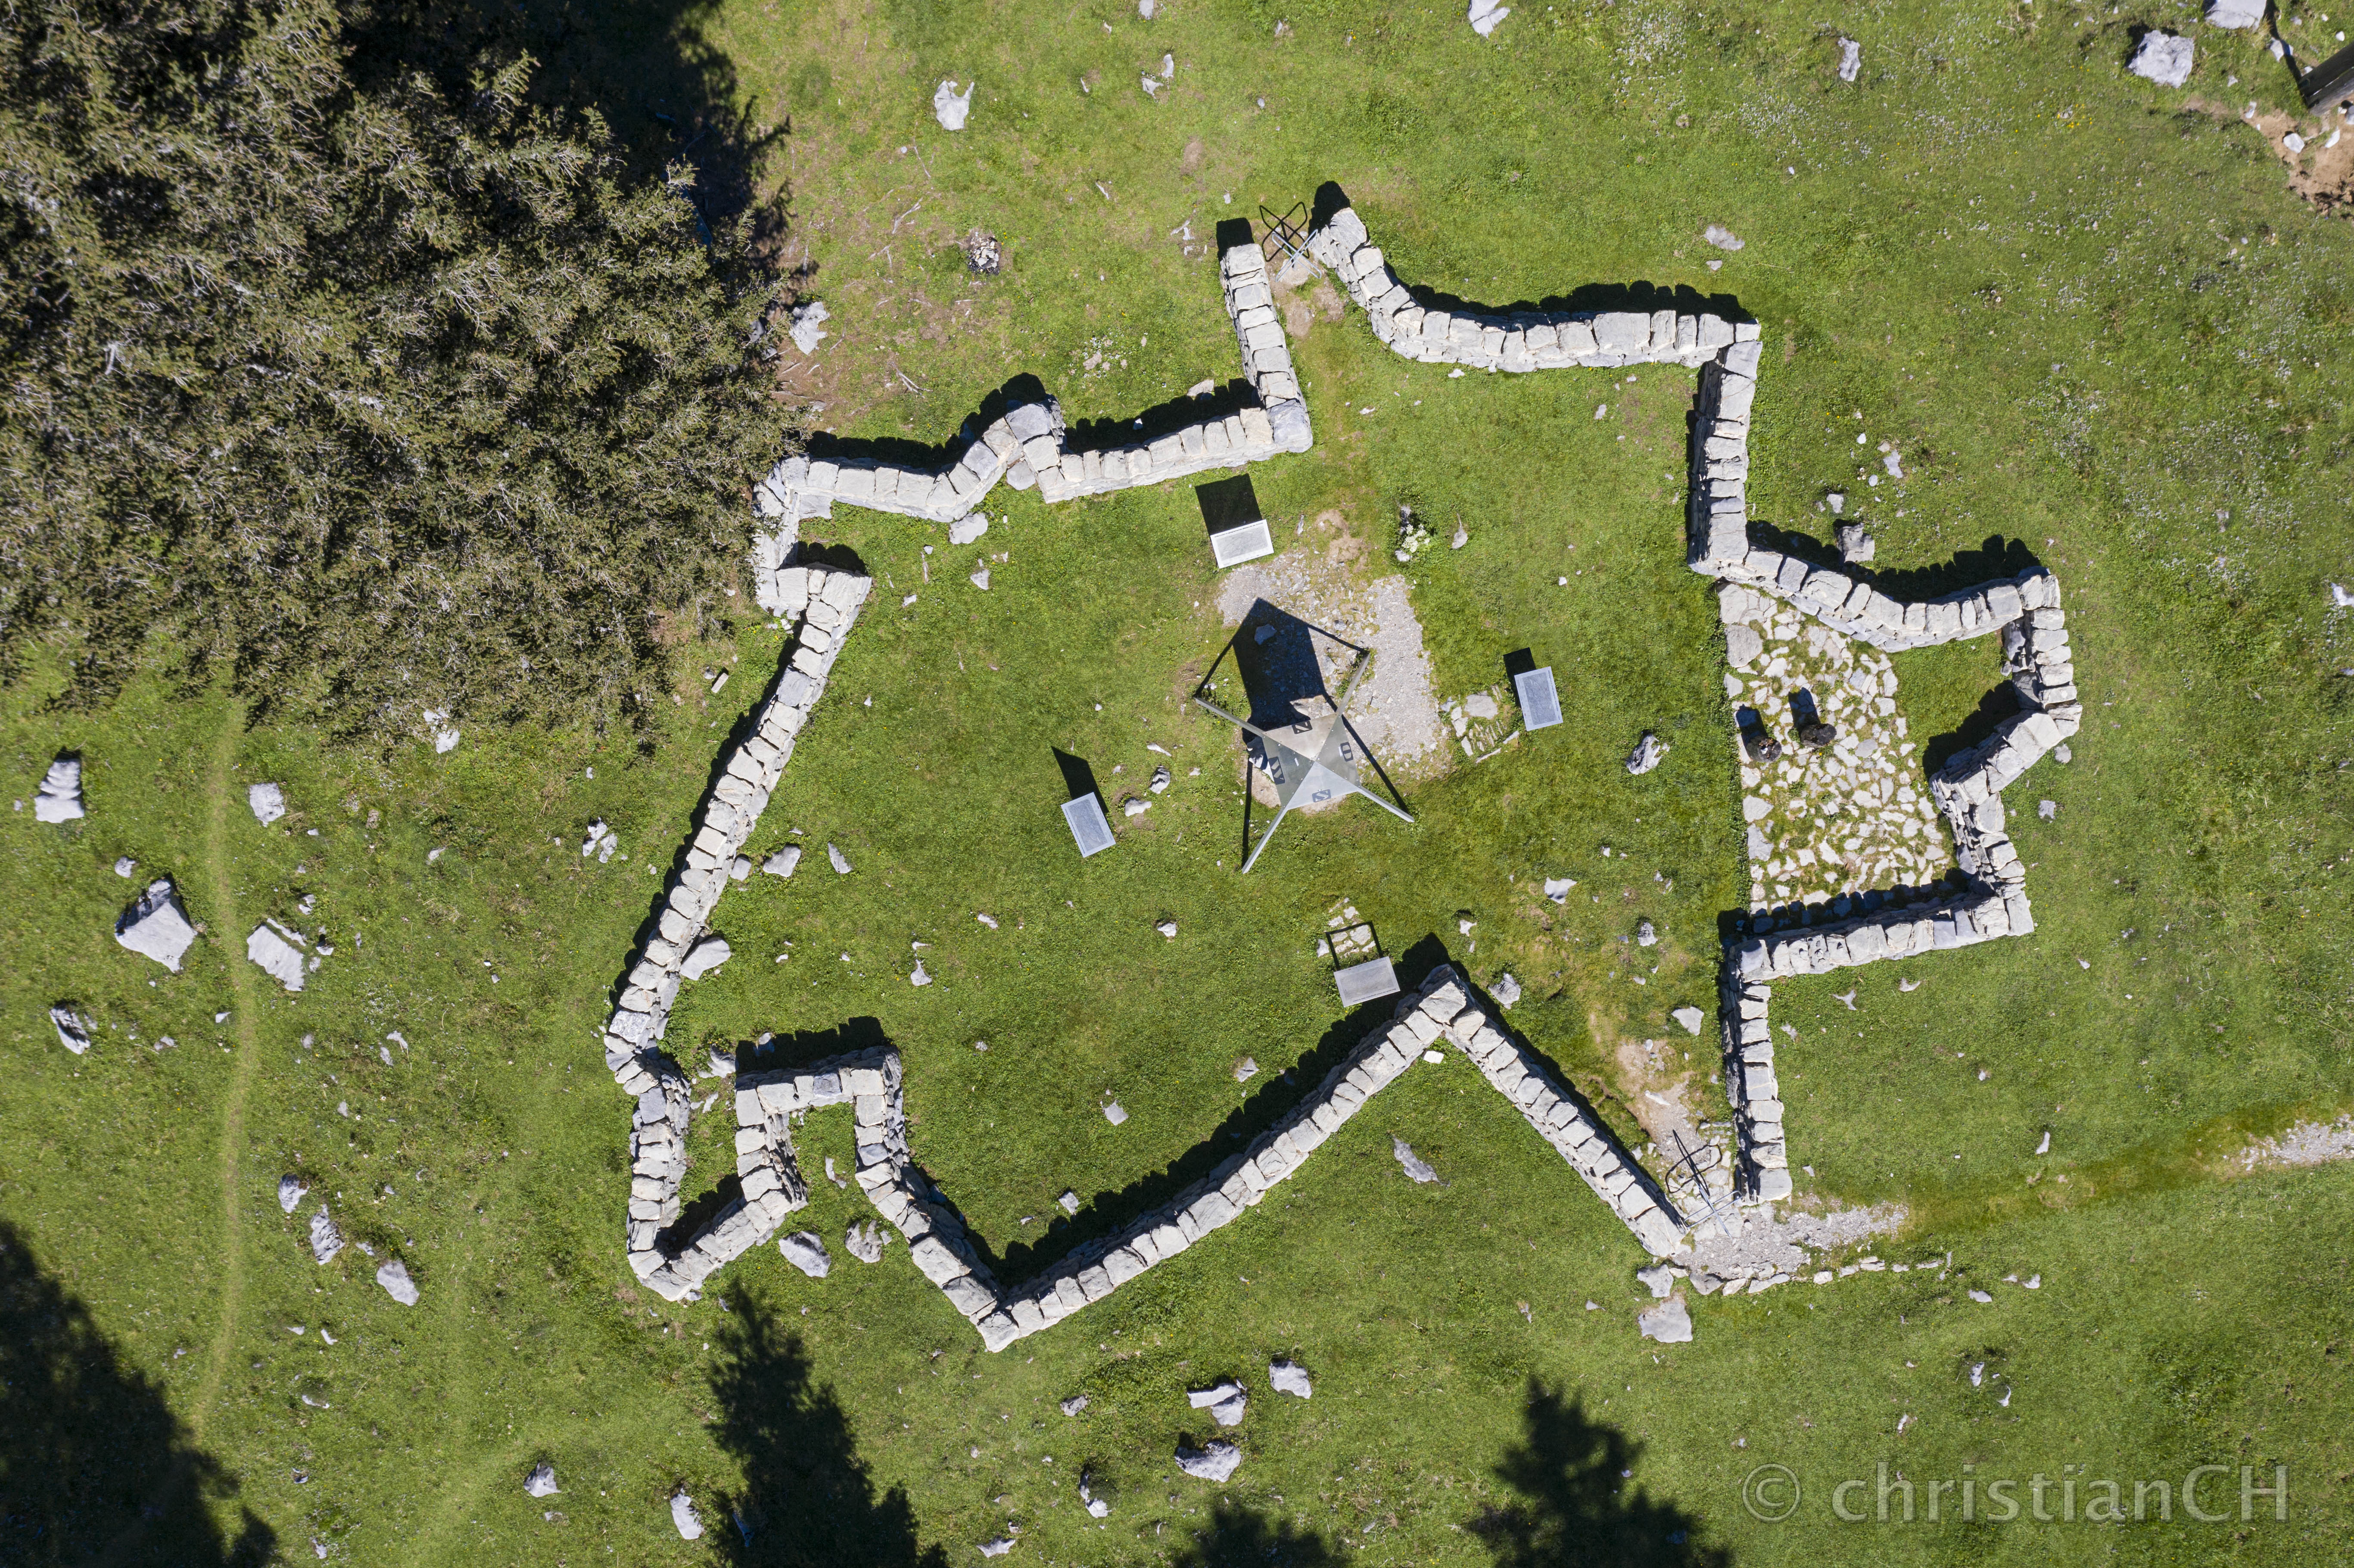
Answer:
[599,563,872,1293]
[1304,202,1758,370]
[1304,196,2080,1213]
[743,233,1311,578]
[671,965,1682,1344]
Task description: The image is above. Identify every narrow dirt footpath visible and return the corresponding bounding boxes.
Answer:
[190,705,262,1447]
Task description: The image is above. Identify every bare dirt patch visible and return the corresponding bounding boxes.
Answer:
[2184,99,2354,212]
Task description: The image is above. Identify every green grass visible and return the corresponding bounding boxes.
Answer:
[6,0,2354,1562]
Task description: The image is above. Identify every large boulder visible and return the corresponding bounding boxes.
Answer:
[116,877,197,971]
[2128,31,2194,87]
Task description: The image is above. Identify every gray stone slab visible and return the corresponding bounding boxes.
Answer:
[1514,667,1563,731]
[1334,955,1399,1006]
[1062,793,1116,858]
[1209,520,1275,568]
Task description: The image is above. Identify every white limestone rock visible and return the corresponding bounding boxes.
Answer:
[1392,1136,1439,1184]
[1176,1440,1242,1482]
[1467,0,1510,34]
[1543,877,1575,903]
[780,1230,832,1278]
[1837,36,1861,81]
[672,1492,704,1540]
[1636,1263,1678,1299]
[846,1220,888,1263]
[249,782,286,825]
[1638,1294,1693,1343]
[278,1175,308,1213]
[33,756,83,822]
[376,1257,420,1305]
[1491,972,1522,1009]
[1189,1379,1247,1426]
[949,515,990,546]
[1268,1359,1313,1399]
[2207,0,2264,26]
[932,78,975,131]
[1059,1394,1089,1416]
[764,846,802,877]
[116,877,197,971]
[50,1006,91,1055]
[1625,732,1669,775]
[828,843,853,874]
[247,922,307,992]
[681,936,732,981]
[1671,1005,1705,1035]
[525,1462,559,1498]
[788,300,830,355]
[2129,31,2193,86]
[309,1207,345,1264]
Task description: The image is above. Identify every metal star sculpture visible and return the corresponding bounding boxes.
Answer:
[1193,610,1414,872]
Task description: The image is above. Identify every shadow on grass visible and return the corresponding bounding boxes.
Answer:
[706,1298,947,1567]
[1169,1500,1342,1567]
[0,1221,274,1565]
[1469,1381,1728,1568]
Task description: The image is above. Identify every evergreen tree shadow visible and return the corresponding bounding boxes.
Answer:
[1168,1499,1343,1567]
[705,1295,946,1568]
[1469,1381,1727,1568]
[0,1221,273,1565]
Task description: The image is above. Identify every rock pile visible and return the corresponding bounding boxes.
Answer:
[32,755,83,822]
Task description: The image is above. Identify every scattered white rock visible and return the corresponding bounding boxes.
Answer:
[1102,1100,1128,1125]
[978,1538,1014,1559]
[1176,1440,1242,1482]
[580,820,619,860]
[33,756,84,822]
[827,843,853,874]
[247,922,308,992]
[672,1492,704,1541]
[1637,1263,1678,1298]
[278,1176,308,1213]
[309,1207,345,1264]
[1422,1048,1445,1064]
[424,709,461,753]
[1636,920,1658,947]
[1189,1379,1248,1426]
[1543,877,1575,903]
[975,912,998,929]
[2036,1130,2051,1155]
[950,515,990,546]
[970,568,991,591]
[1149,765,1172,795]
[932,78,975,131]
[1837,36,1861,81]
[1467,0,1510,35]
[248,782,286,826]
[1835,521,1875,564]
[1638,1294,1693,1343]
[115,877,197,971]
[2207,0,2264,26]
[525,1462,559,1498]
[788,300,830,355]
[2129,31,2194,87]
[780,1231,832,1278]
[1625,732,1669,775]
[1392,1136,1439,1184]
[1060,1394,1089,1416]
[764,846,802,877]
[50,1006,91,1055]
[376,1257,419,1305]
[1155,919,1177,938]
[1704,224,1745,252]
[1491,972,1522,1009]
[1233,1056,1258,1082]
[1122,797,1150,817]
[1451,523,1469,549]
[1671,1005,1704,1035]
[681,936,733,981]
[1058,1190,1080,1215]
[114,856,137,877]
[845,1220,888,1263]
[1268,1359,1312,1399]
[1968,1288,1995,1304]
[911,959,933,987]
[2037,799,2056,821]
